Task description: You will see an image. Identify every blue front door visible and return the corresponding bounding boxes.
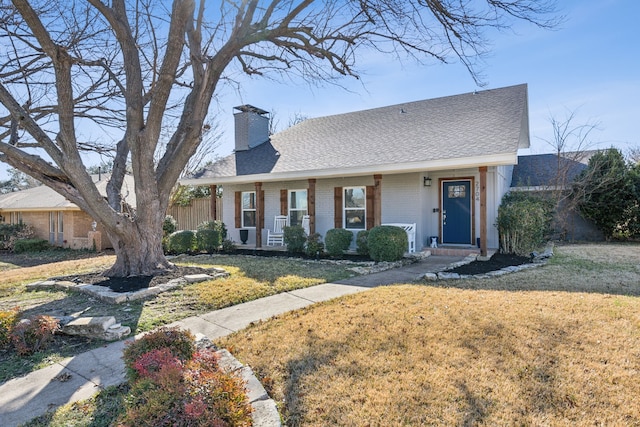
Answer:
[442,180,472,245]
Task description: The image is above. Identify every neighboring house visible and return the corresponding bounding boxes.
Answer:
[0,174,136,250]
[182,84,531,255]
[511,152,591,189]
[510,152,603,241]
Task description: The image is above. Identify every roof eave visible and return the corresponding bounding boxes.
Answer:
[180,153,518,186]
[0,206,81,212]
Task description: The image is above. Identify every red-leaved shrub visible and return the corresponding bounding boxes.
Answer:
[10,315,59,355]
[122,326,195,381]
[119,329,252,426]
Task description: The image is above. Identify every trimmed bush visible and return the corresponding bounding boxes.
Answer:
[325,228,353,256]
[196,228,221,253]
[368,225,408,262]
[122,327,196,381]
[305,232,325,257]
[497,192,552,256]
[13,238,50,253]
[197,220,227,239]
[356,230,369,256]
[284,225,306,253]
[195,221,227,253]
[168,230,196,254]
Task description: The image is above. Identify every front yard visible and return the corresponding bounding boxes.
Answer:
[219,243,640,426]
[3,243,640,426]
[0,251,364,383]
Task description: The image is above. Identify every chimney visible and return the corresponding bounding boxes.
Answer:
[233,105,270,152]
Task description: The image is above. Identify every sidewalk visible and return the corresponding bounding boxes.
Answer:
[0,255,464,427]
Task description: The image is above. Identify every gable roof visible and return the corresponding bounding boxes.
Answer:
[511,153,588,188]
[183,84,529,185]
[0,174,136,212]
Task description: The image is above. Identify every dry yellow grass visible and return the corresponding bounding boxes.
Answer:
[0,255,115,301]
[220,245,640,426]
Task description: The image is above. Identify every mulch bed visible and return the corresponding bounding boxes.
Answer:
[446,253,531,275]
[233,248,371,262]
[50,252,529,293]
[55,266,212,293]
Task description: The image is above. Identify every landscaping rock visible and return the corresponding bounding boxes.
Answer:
[61,316,131,341]
[184,273,214,283]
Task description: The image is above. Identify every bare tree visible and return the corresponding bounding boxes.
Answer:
[537,110,600,240]
[0,0,558,277]
[542,109,600,188]
[628,147,640,164]
[0,167,40,193]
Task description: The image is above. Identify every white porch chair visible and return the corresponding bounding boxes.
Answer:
[267,215,288,246]
[301,215,310,235]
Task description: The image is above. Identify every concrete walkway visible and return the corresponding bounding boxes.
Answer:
[0,255,464,427]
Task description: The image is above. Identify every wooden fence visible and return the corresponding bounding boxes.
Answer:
[166,196,222,230]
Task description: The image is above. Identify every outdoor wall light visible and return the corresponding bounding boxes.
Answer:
[423,176,432,187]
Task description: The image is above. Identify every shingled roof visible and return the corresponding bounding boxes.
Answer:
[511,153,589,188]
[0,174,136,211]
[184,84,529,185]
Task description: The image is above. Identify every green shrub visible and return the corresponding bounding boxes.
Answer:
[573,148,638,239]
[324,228,353,256]
[197,220,227,239]
[497,192,553,256]
[221,238,236,253]
[196,228,221,253]
[122,327,196,381]
[10,315,59,355]
[0,307,20,350]
[0,223,27,250]
[13,238,50,253]
[284,225,306,253]
[305,232,325,257]
[356,230,369,256]
[368,226,408,262]
[168,230,196,254]
[162,215,177,237]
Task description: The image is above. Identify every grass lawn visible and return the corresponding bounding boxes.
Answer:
[0,250,364,383]
[6,243,640,426]
[218,243,640,426]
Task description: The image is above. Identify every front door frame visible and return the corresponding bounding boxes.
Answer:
[439,177,475,245]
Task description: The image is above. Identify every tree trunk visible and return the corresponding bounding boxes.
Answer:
[103,205,173,278]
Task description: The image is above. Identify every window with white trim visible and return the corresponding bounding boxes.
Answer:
[241,191,256,228]
[344,187,366,230]
[288,189,308,226]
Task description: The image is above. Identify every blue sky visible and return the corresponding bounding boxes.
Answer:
[213,0,639,159]
[2,0,638,181]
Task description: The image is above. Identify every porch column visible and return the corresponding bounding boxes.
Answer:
[255,182,263,248]
[308,178,316,234]
[209,185,217,221]
[479,166,488,257]
[374,174,382,226]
